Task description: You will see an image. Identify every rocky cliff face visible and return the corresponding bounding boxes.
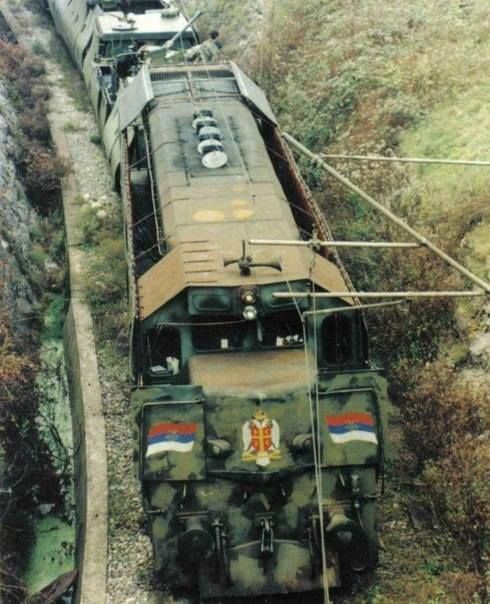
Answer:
[0,80,40,339]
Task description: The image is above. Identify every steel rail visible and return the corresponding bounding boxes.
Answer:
[282,132,490,293]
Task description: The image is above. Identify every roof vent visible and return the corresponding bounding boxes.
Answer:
[160,7,180,18]
[198,140,228,169]
[192,109,216,132]
[193,110,228,169]
[198,126,222,142]
[193,116,217,131]
[111,14,136,31]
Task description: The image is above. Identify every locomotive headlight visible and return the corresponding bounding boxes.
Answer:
[243,305,257,321]
[240,288,257,305]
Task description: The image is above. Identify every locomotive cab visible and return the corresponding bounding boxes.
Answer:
[135,280,369,387]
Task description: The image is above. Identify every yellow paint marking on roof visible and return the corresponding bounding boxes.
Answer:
[193,210,226,222]
[233,208,255,220]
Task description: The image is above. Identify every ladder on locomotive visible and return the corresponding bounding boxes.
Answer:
[142,109,166,257]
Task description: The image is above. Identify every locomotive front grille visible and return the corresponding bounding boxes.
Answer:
[150,70,234,82]
[150,71,188,81]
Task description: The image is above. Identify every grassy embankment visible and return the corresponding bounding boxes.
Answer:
[197,1,489,602]
[268,3,490,602]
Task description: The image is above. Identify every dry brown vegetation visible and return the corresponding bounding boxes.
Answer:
[0,31,65,602]
[0,39,65,212]
[0,316,38,603]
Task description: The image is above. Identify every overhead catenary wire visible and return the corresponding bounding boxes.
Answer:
[274,290,486,299]
[302,299,409,317]
[309,254,331,604]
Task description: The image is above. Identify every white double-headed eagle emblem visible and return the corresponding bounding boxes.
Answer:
[242,409,281,467]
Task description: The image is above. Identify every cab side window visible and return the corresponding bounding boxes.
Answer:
[145,327,181,378]
[321,314,351,365]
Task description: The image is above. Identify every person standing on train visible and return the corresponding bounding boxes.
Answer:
[185,30,223,62]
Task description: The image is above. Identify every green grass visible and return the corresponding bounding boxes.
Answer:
[42,293,66,341]
[48,35,90,113]
[63,120,83,133]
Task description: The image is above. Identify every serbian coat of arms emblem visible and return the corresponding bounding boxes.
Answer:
[242,409,281,467]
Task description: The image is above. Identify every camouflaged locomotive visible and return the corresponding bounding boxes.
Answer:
[46,0,390,598]
[120,62,390,600]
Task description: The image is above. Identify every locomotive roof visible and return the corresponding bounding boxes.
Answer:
[96,11,192,40]
[123,64,353,318]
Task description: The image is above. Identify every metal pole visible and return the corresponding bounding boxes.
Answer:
[249,239,420,248]
[282,132,490,293]
[274,290,486,299]
[163,10,203,50]
[303,299,408,317]
[320,153,490,167]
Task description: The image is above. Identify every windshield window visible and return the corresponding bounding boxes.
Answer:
[260,312,304,348]
[191,318,248,351]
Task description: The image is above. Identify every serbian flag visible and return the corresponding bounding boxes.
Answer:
[325,412,378,445]
[146,422,197,457]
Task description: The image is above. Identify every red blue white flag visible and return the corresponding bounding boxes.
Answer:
[146,422,197,457]
[325,412,378,445]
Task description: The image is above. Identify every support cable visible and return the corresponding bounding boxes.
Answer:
[287,259,330,604]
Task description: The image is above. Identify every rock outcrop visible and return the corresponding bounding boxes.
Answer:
[0,80,40,338]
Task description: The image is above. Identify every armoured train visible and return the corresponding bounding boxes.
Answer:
[47,0,390,600]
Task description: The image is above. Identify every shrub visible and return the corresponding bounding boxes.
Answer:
[31,40,47,57]
[396,362,489,596]
[398,362,488,467]
[0,39,63,212]
[84,238,127,309]
[63,121,82,133]
[425,440,489,596]
[21,144,65,210]
[89,133,102,145]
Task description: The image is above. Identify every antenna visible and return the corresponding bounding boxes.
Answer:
[224,240,282,276]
